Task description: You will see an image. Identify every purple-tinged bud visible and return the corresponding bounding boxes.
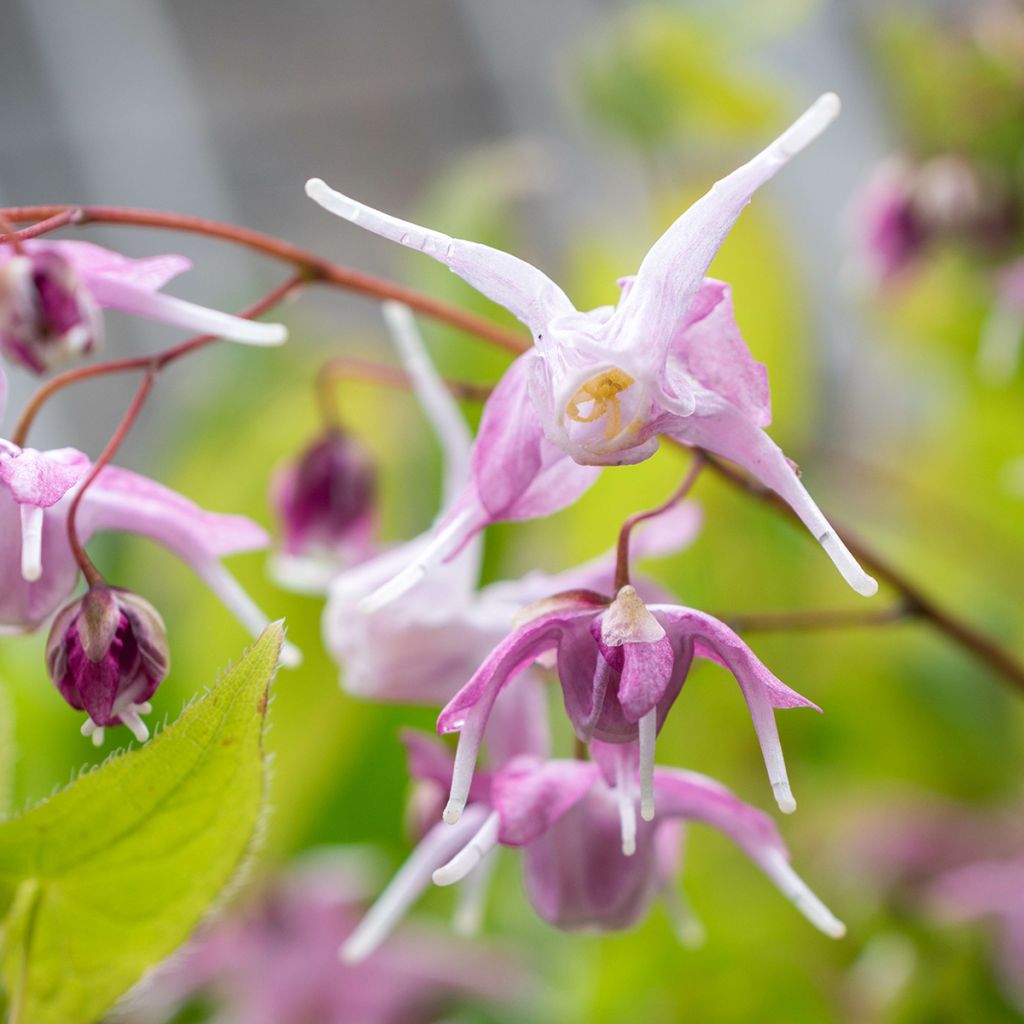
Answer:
[45,585,169,745]
[271,428,376,560]
[0,247,102,373]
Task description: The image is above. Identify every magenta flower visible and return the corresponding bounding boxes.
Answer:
[437,584,815,827]
[270,425,376,575]
[342,732,843,961]
[45,585,169,744]
[322,303,701,705]
[854,158,928,285]
[307,94,878,604]
[0,239,286,372]
[0,370,298,671]
[122,853,525,1024]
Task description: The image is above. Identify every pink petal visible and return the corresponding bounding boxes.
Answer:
[612,95,841,372]
[667,279,771,428]
[664,392,877,597]
[654,767,845,937]
[655,604,817,814]
[491,756,600,846]
[0,445,89,507]
[84,276,286,345]
[77,465,269,559]
[306,178,574,336]
[29,240,192,291]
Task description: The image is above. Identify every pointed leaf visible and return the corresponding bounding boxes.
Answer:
[0,623,283,1024]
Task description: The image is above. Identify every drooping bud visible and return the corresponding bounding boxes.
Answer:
[270,427,376,560]
[45,585,169,745]
[0,248,102,373]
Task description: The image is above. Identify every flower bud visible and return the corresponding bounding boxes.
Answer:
[271,428,376,559]
[45,585,169,745]
[0,247,102,373]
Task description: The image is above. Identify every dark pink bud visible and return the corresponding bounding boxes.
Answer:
[45,585,169,745]
[271,428,376,558]
[0,248,102,373]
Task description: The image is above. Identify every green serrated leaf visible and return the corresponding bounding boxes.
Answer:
[0,622,283,1024]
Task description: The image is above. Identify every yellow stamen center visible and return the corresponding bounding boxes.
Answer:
[566,369,635,440]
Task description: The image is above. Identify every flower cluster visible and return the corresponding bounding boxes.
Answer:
[0,93,868,961]
[0,238,293,743]
[268,98,863,957]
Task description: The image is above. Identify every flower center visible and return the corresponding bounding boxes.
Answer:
[565,369,636,441]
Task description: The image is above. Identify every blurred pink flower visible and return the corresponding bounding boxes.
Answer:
[0,239,286,373]
[122,854,525,1024]
[343,731,843,961]
[308,94,877,604]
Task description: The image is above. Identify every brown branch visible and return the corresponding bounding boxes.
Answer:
[700,451,1024,693]
[719,602,911,634]
[0,204,529,354]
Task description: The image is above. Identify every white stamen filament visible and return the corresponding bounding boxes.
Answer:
[118,706,150,744]
[197,563,303,668]
[81,718,106,747]
[774,93,841,161]
[360,509,473,614]
[762,849,846,938]
[443,704,487,825]
[19,505,44,582]
[452,847,499,937]
[432,812,500,887]
[340,808,488,964]
[614,754,638,857]
[638,708,657,822]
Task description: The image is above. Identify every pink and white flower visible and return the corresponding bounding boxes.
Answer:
[437,584,815,827]
[342,731,844,961]
[0,368,298,670]
[0,239,286,373]
[322,304,701,708]
[307,94,878,605]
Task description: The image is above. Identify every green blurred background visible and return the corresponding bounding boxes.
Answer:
[3,1,1024,1021]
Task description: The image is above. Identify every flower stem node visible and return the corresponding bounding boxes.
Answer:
[45,585,169,744]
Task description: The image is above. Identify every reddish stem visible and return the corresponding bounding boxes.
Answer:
[614,452,704,592]
[0,205,528,354]
[66,371,157,586]
[11,272,303,447]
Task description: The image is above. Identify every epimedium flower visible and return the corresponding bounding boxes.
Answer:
[437,583,816,828]
[306,93,879,605]
[45,584,169,745]
[0,369,299,671]
[320,303,701,707]
[342,731,844,962]
[0,239,287,373]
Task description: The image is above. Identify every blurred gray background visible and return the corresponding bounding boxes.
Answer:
[0,0,888,451]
